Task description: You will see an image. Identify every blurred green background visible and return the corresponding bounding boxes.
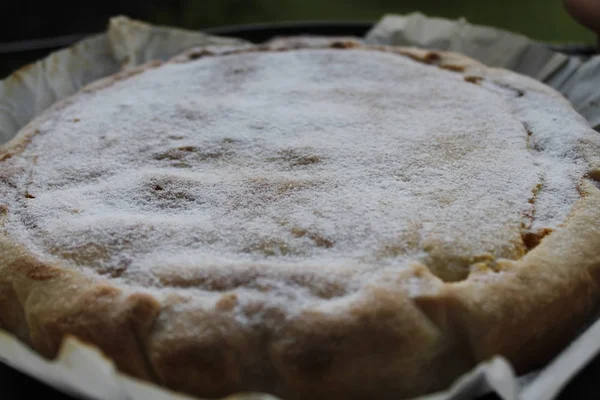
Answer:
[2,0,595,43]
[1,0,595,78]
[153,0,594,44]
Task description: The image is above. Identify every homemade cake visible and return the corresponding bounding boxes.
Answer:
[1,40,600,399]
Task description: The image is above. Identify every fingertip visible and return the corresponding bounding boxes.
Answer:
[563,0,600,35]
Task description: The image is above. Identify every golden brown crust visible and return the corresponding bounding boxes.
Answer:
[269,285,460,399]
[0,240,162,380]
[449,182,600,373]
[1,40,600,400]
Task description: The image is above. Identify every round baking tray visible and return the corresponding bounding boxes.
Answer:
[1,21,598,400]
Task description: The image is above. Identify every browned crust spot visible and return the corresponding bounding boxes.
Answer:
[9,256,63,281]
[243,238,295,257]
[269,149,322,167]
[464,76,483,84]
[521,228,554,251]
[330,40,360,49]
[424,52,442,64]
[188,49,215,60]
[586,168,600,183]
[439,64,466,72]
[291,227,334,249]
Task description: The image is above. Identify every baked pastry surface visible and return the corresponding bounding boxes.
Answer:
[1,41,600,399]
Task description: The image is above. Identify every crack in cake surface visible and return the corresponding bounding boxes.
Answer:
[0,48,591,291]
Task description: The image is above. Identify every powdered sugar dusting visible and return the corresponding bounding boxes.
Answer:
[0,48,595,295]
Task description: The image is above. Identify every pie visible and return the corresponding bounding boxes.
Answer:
[1,40,600,400]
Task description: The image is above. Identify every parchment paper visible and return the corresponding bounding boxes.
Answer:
[1,13,600,400]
